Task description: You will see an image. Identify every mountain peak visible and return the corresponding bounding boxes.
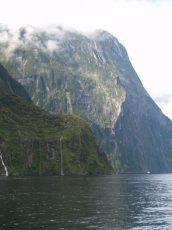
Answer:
[88,30,116,42]
[1,26,172,173]
[0,63,30,101]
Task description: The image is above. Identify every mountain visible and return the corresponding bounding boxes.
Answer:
[0,25,172,173]
[0,63,110,176]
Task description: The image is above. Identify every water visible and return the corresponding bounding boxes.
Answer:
[0,174,172,230]
[0,152,8,176]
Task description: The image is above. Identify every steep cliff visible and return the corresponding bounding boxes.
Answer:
[0,64,110,176]
[0,25,172,173]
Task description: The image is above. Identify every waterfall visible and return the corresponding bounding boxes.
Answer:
[60,136,64,176]
[0,151,8,176]
[22,59,27,77]
[66,92,73,114]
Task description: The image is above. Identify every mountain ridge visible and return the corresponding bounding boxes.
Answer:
[0,63,111,176]
[0,25,172,173]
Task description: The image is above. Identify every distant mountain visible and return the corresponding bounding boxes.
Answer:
[0,25,172,173]
[0,63,110,176]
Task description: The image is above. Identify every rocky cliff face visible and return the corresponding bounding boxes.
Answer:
[0,63,110,176]
[0,25,172,173]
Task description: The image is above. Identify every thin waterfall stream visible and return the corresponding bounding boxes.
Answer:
[0,151,8,176]
[60,136,64,176]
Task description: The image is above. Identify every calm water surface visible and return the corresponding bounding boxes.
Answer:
[0,174,172,229]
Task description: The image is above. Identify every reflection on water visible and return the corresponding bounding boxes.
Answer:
[0,174,172,229]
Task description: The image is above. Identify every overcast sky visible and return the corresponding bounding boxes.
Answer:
[0,0,172,119]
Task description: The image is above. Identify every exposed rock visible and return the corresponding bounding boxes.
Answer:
[0,64,111,176]
[0,26,172,173]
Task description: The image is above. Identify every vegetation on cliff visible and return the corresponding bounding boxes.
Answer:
[1,26,172,173]
[0,64,111,176]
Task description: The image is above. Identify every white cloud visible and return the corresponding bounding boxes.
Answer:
[46,40,59,52]
[0,0,172,119]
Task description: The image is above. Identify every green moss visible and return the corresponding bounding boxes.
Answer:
[0,63,111,176]
[0,95,111,176]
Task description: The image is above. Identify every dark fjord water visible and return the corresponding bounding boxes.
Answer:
[0,174,172,230]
